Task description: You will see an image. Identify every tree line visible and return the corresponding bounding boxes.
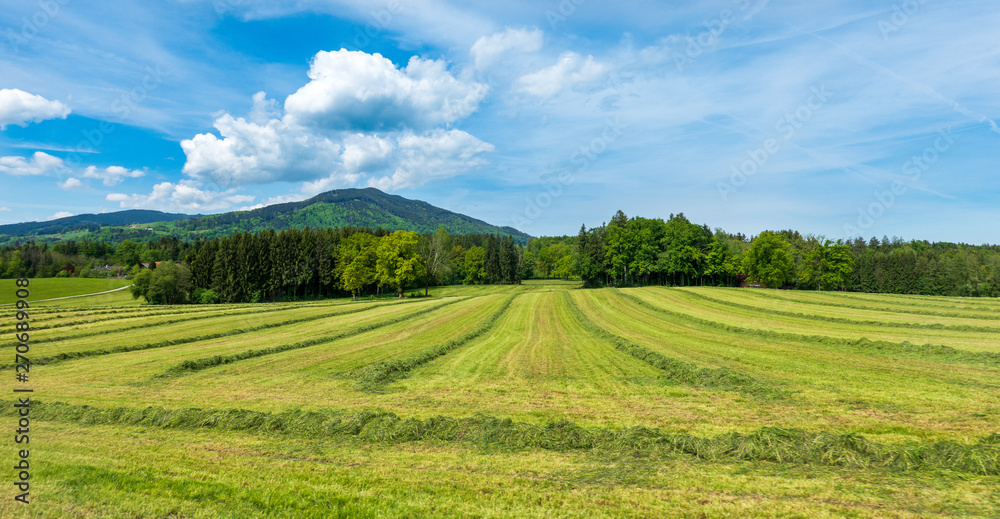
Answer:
[131,226,523,304]
[2,214,999,301]
[568,211,1000,296]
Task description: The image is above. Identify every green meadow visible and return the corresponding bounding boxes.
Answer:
[1,280,998,517]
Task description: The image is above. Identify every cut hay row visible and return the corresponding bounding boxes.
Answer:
[675,289,1000,333]
[559,292,770,394]
[156,298,469,378]
[351,295,518,390]
[16,298,414,345]
[615,290,1000,367]
[18,401,1000,476]
[8,299,411,368]
[0,303,313,335]
[765,288,1000,311]
[693,287,1000,321]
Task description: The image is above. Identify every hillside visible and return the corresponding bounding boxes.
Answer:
[0,188,531,245]
[0,209,190,236]
[178,188,531,242]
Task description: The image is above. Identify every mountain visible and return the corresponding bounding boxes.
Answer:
[0,188,532,245]
[0,209,191,236]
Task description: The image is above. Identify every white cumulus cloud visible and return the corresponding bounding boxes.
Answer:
[48,211,74,220]
[517,52,607,99]
[0,89,71,129]
[471,27,544,70]
[82,165,146,186]
[181,50,495,193]
[0,152,65,176]
[367,129,495,190]
[0,207,10,211]
[284,49,487,131]
[181,113,342,187]
[106,180,254,213]
[58,177,84,190]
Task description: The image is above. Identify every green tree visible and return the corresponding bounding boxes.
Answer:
[376,230,424,297]
[419,226,453,295]
[114,240,142,267]
[131,263,193,304]
[336,232,377,300]
[799,239,855,290]
[130,268,153,301]
[743,231,796,289]
[464,246,485,284]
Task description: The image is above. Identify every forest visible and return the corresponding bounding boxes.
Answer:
[2,210,999,303]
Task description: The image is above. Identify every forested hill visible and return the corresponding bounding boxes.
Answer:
[181,188,531,242]
[0,188,531,245]
[0,210,190,236]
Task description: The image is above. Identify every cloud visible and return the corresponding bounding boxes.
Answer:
[0,89,71,130]
[181,113,342,187]
[106,180,254,213]
[0,152,65,176]
[81,165,147,186]
[58,177,85,190]
[517,52,607,99]
[0,207,11,211]
[48,211,74,220]
[471,27,544,70]
[283,49,487,131]
[366,129,495,190]
[181,50,494,192]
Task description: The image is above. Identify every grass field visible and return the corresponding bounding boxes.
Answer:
[0,278,134,307]
[1,281,998,517]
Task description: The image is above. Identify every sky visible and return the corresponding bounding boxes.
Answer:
[1,0,998,244]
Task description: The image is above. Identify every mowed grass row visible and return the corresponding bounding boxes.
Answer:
[642,288,1000,352]
[681,286,1000,325]
[697,287,1000,321]
[589,289,1000,440]
[30,296,501,412]
[6,421,998,519]
[19,298,448,392]
[615,290,999,369]
[0,300,334,334]
[14,299,415,364]
[559,292,771,396]
[15,297,410,348]
[671,288,1000,334]
[770,287,1000,312]
[362,292,677,428]
[10,402,1000,476]
[4,303,311,344]
[352,294,518,390]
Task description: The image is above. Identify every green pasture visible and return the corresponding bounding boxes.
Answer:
[1,283,997,517]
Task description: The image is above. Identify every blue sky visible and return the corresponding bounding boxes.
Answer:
[1,0,998,243]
